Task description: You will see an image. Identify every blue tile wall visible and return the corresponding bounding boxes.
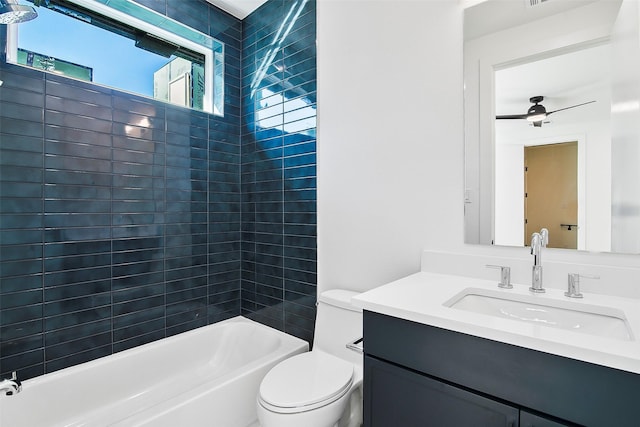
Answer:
[0,0,316,380]
[0,0,243,380]
[241,0,317,343]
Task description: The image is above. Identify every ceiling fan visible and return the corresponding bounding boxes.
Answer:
[496,96,596,127]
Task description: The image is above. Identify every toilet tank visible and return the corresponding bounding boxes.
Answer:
[313,289,362,365]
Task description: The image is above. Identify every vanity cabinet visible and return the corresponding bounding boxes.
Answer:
[363,311,640,427]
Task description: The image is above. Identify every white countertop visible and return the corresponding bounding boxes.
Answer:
[352,272,640,375]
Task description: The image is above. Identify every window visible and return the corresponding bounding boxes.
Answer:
[6,0,224,115]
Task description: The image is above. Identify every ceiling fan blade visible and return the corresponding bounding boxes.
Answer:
[547,100,596,116]
[496,114,528,120]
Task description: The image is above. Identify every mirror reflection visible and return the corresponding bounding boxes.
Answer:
[464,0,640,254]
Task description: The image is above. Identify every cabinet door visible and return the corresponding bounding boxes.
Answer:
[520,411,571,427]
[365,356,519,427]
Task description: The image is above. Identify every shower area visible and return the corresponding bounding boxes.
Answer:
[0,0,317,381]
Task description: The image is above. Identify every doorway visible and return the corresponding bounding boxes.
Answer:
[524,142,578,249]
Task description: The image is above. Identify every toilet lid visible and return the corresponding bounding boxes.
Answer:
[259,351,354,410]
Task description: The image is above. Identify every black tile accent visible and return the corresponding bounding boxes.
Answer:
[0,0,316,380]
[241,0,317,343]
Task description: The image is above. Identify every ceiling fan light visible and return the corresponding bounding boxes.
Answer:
[526,103,547,122]
[527,113,547,122]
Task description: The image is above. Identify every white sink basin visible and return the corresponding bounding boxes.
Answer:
[445,288,634,341]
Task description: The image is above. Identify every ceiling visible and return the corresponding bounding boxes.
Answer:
[464,0,601,41]
[205,0,269,19]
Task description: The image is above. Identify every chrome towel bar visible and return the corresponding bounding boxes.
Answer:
[346,337,363,354]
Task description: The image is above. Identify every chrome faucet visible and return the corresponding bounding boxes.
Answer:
[0,372,22,396]
[530,228,548,293]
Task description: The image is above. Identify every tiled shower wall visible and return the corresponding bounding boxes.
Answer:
[0,64,242,380]
[240,0,317,343]
[0,0,316,381]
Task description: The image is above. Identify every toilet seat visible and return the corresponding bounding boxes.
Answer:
[258,351,354,414]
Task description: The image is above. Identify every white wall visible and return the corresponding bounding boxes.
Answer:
[611,0,640,253]
[494,143,523,247]
[317,0,464,293]
[317,0,640,297]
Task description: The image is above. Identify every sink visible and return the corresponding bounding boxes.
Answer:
[445,288,634,341]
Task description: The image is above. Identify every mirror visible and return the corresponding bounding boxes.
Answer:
[464,0,640,254]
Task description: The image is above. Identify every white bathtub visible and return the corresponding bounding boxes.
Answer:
[0,316,308,427]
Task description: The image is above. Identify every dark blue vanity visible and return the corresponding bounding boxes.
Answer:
[363,311,640,427]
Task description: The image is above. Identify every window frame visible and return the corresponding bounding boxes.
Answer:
[5,0,223,116]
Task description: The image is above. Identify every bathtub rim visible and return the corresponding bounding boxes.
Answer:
[15,316,307,388]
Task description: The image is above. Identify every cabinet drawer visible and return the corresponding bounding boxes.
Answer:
[365,355,519,427]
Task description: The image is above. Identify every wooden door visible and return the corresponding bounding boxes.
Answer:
[524,142,577,249]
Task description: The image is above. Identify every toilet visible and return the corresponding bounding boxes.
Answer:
[257,289,363,427]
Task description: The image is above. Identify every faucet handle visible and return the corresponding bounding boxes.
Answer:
[486,265,512,289]
[565,273,599,298]
[540,228,549,247]
[530,232,541,254]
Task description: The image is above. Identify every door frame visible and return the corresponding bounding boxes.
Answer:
[493,133,586,249]
[524,141,578,249]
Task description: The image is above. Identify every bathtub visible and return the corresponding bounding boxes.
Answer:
[0,316,308,427]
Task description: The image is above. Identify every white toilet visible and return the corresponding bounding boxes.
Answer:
[257,289,363,427]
